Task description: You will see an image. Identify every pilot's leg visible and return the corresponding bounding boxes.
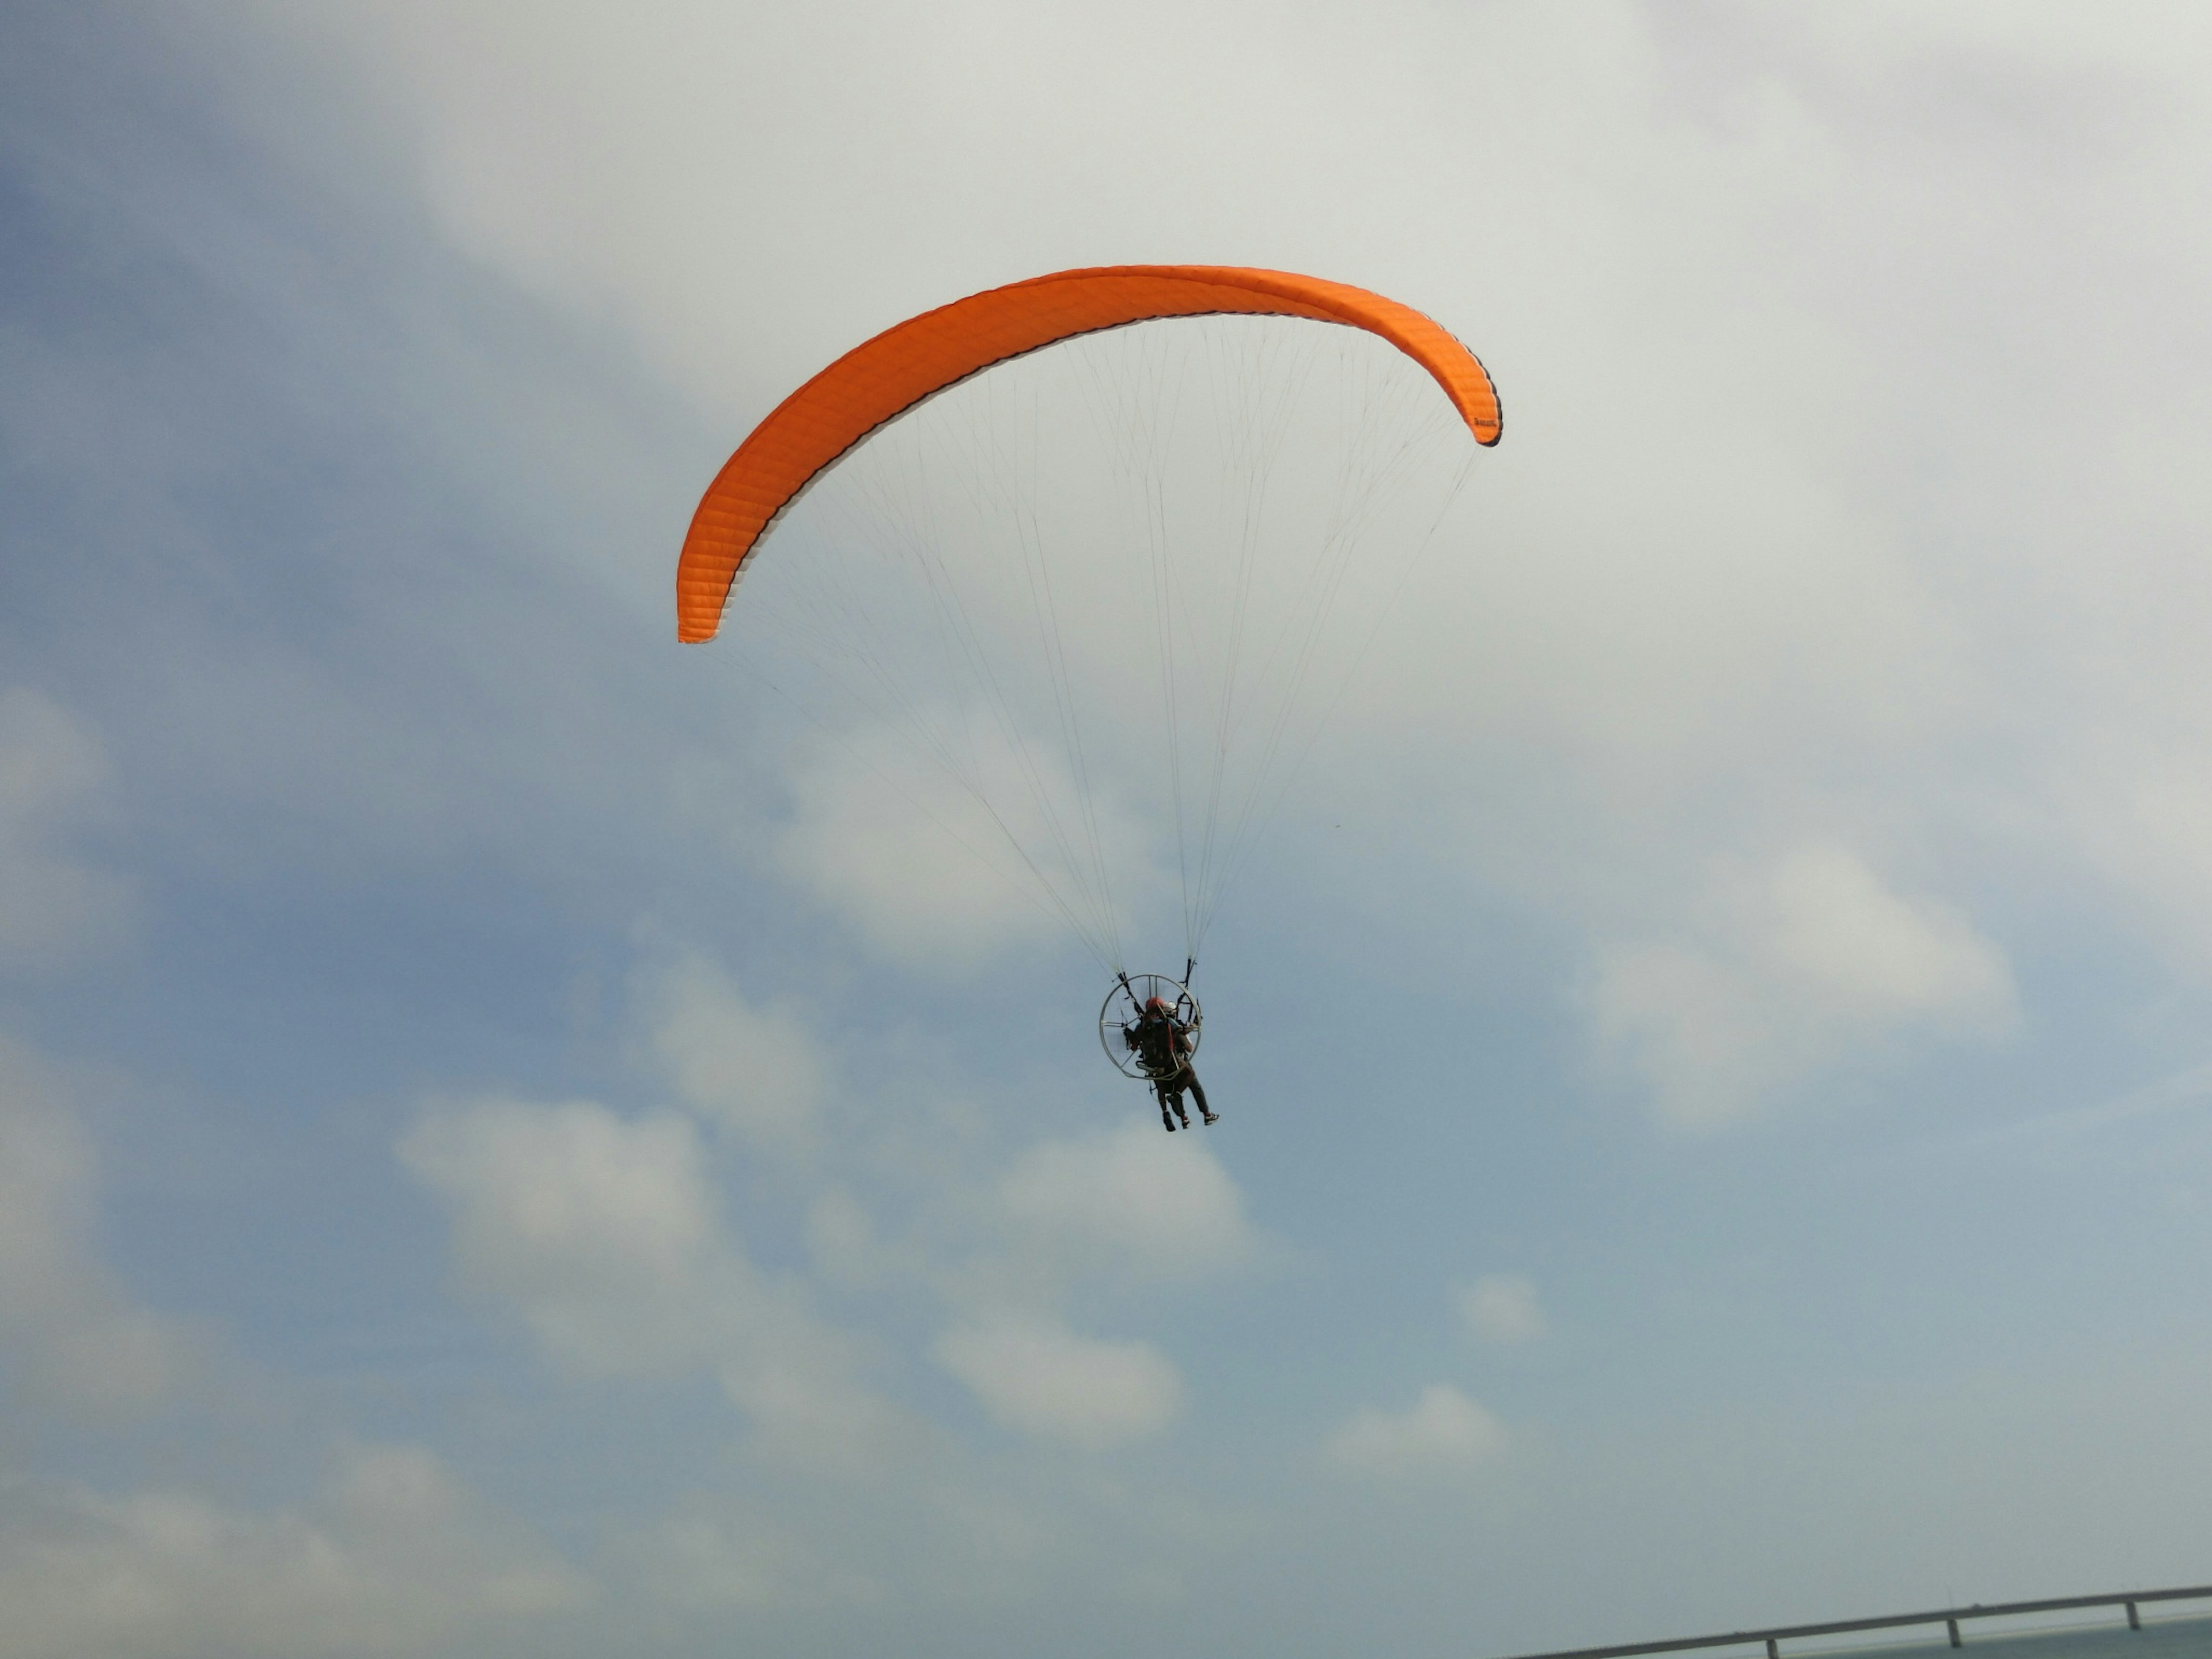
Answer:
[1189,1074,1218,1125]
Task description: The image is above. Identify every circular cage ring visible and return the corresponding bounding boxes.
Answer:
[1099,974,1203,1081]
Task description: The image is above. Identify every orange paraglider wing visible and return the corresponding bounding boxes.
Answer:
[676,264,1503,643]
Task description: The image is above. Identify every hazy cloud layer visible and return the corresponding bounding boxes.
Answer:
[994,1117,1260,1289]
[401,1094,904,1470]
[646,953,828,1152]
[1592,843,2017,1125]
[0,690,128,972]
[0,1037,192,1419]
[775,734,1080,969]
[0,1448,586,1659]
[1459,1274,1547,1346]
[935,1315,1185,1449]
[1327,1384,1509,1480]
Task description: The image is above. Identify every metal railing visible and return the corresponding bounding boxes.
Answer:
[1496,1584,2212,1659]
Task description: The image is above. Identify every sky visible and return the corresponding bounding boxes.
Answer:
[4,2,2212,1655]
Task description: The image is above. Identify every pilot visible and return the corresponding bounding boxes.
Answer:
[1124,996,1217,1132]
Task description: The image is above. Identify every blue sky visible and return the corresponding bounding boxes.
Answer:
[5,3,2212,1655]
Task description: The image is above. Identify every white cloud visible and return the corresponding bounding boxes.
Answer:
[774,722,1145,971]
[0,1445,585,1659]
[1762,843,2014,1021]
[804,1188,881,1289]
[1459,1274,1546,1345]
[1327,1384,1508,1479]
[1592,842,2017,1127]
[614,1505,845,1616]
[935,1315,1183,1449]
[714,1324,912,1479]
[401,1096,903,1469]
[0,689,128,972]
[646,953,825,1151]
[919,1123,1257,1448]
[2066,741,2212,975]
[0,1037,192,1419]
[997,1116,1260,1286]
[401,1097,725,1376]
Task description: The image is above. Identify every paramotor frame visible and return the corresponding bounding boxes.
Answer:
[1099,973,1202,1081]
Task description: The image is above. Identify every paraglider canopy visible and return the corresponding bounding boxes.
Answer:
[677,265,1503,643]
